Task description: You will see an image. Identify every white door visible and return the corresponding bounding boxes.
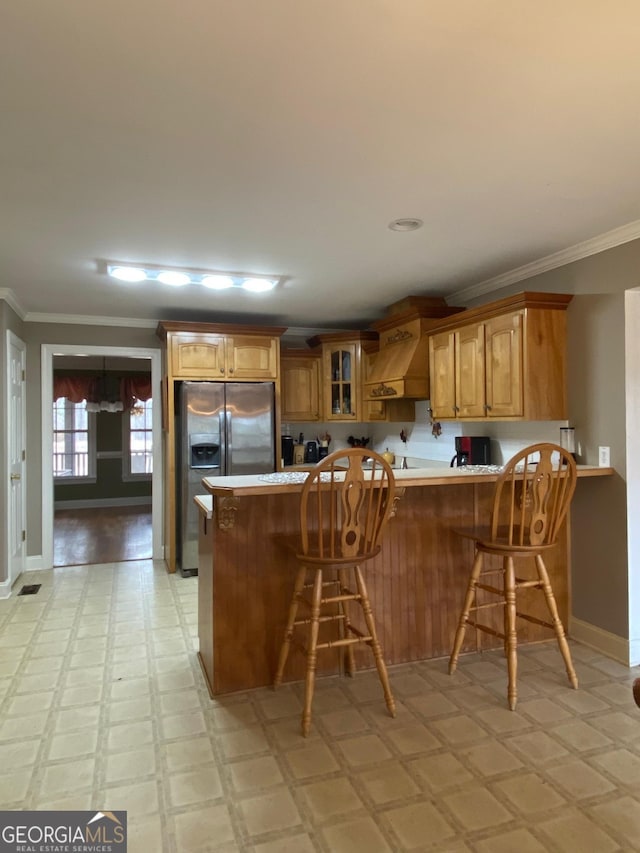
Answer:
[7,332,26,589]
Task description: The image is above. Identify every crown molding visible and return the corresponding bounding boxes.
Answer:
[449,218,640,304]
[0,289,27,319]
[24,311,158,328]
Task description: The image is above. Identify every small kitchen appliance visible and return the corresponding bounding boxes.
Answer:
[304,440,319,463]
[450,436,491,467]
[281,435,294,467]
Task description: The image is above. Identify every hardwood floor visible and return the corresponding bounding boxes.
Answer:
[53,505,152,567]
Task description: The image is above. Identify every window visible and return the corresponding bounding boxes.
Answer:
[53,398,96,481]
[123,397,153,480]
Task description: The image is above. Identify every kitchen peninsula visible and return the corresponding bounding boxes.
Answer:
[197,464,612,697]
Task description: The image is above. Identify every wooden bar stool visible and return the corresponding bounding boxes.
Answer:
[273,448,397,736]
[449,442,578,710]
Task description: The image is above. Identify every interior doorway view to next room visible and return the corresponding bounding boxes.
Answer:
[41,344,164,571]
[52,354,153,567]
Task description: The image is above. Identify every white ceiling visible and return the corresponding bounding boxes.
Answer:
[3,1,640,329]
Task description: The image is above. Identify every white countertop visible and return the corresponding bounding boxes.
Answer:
[202,464,613,498]
[194,494,213,518]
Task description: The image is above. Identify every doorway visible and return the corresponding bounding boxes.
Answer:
[41,344,163,569]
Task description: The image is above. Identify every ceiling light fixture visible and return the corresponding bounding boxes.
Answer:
[157,271,191,287]
[109,266,148,282]
[201,275,234,290]
[388,218,424,232]
[105,263,281,293]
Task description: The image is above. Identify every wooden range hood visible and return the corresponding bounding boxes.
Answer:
[364,296,464,401]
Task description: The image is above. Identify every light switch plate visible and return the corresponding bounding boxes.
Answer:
[598,446,610,467]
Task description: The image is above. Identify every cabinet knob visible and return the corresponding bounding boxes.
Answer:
[220,367,225,374]
[484,404,492,411]
[453,406,459,413]
[229,367,234,374]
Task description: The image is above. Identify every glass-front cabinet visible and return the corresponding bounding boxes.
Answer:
[308,331,378,422]
[330,345,355,417]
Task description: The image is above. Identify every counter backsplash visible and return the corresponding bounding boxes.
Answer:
[286,401,569,467]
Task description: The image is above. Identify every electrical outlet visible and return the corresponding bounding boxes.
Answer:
[598,446,610,467]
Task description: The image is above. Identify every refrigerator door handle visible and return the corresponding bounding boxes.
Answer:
[226,408,232,473]
[219,409,228,475]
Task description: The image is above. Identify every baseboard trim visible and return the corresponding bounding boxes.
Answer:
[570,616,632,665]
[0,577,12,600]
[26,555,47,572]
[54,496,152,510]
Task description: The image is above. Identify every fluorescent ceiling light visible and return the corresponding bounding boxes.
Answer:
[241,278,277,293]
[157,271,191,286]
[109,266,148,282]
[201,275,234,290]
[105,263,283,294]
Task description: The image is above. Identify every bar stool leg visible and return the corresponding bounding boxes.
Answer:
[354,565,396,718]
[535,554,578,689]
[449,548,484,674]
[302,568,323,737]
[504,556,518,710]
[274,564,307,689]
[338,568,356,677]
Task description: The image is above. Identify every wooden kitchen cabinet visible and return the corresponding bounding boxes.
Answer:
[306,331,378,422]
[169,330,278,380]
[170,332,226,378]
[484,312,523,418]
[427,292,571,421]
[429,323,486,419]
[280,349,321,421]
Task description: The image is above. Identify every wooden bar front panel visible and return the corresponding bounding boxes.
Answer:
[205,483,569,694]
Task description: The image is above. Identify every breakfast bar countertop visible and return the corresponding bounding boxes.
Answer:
[202,464,613,498]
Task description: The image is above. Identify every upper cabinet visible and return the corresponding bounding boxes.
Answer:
[158,322,285,381]
[280,349,321,422]
[429,322,486,419]
[307,331,378,422]
[227,334,280,379]
[427,293,572,421]
[168,332,227,378]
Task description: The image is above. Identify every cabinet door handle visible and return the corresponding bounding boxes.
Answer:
[453,406,459,413]
[220,367,225,374]
[484,404,492,411]
[229,367,234,374]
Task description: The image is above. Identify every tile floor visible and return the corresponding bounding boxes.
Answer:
[0,560,639,852]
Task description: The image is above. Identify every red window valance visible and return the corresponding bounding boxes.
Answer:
[53,374,152,410]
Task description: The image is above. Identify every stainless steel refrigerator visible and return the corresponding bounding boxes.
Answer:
[177,381,275,575]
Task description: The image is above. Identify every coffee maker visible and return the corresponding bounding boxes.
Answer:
[450,436,491,467]
[304,440,319,464]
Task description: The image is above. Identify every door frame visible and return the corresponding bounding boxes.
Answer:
[41,343,163,569]
[2,331,26,597]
